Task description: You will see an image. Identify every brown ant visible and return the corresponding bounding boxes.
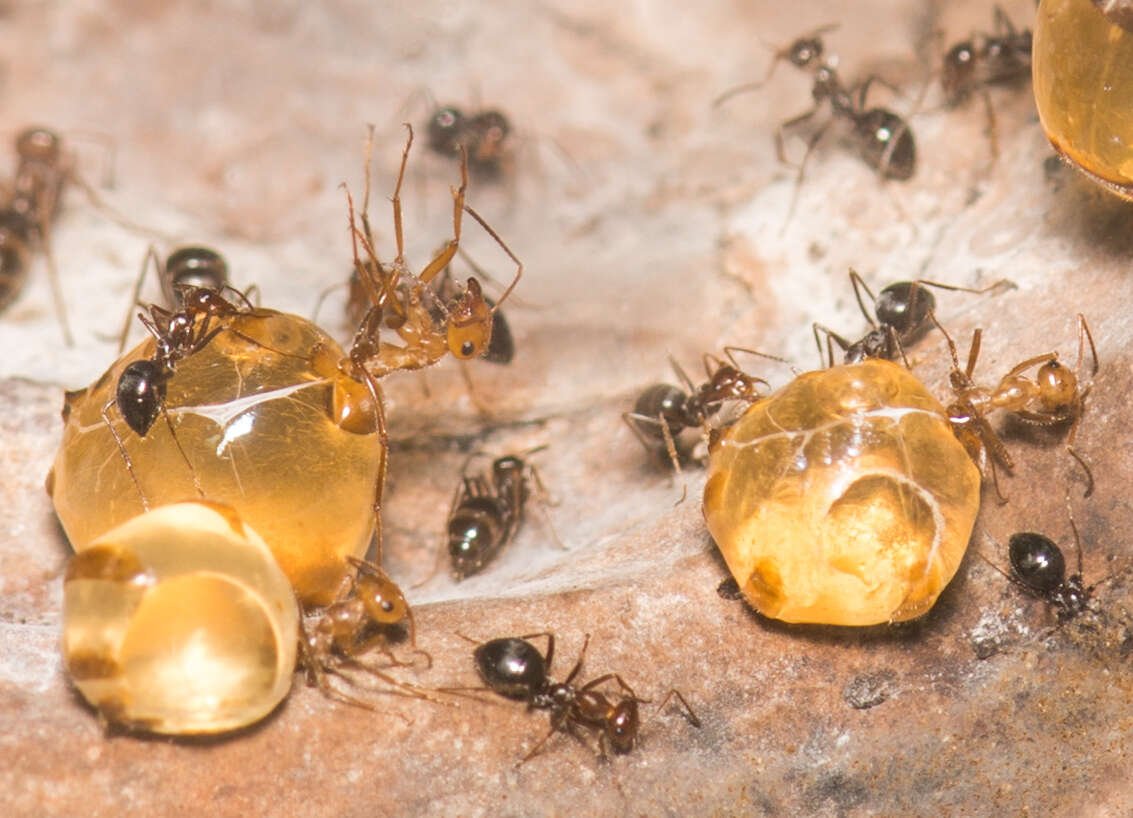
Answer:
[427,106,513,179]
[625,347,779,477]
[451,633,700,763]
[115,246,241,354]
[330,123,522,560]
[941,7,1032,108]
[297,556,443,711]
[715,26,916,188]
[933,312,1099,501]
[0,127,75,344]
[812,270,1013,367]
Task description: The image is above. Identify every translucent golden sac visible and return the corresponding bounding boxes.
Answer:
[1034,0,1133,201]
[703,359,981,626]
[48,309,382,605]
[62,502,299,734]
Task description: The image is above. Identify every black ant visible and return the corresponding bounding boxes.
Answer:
[625,347,779,475]
[941,7,1032,108]
[445,446,557,580]
[297,556,443,711]
[933,312,1099,501]
[812,270,1012,367]
[100,284,264,508]
[454,633,700,763]
[0,127,75,344]
[715,26,916,185]
[115,246,239,353]
[427,106,512,178]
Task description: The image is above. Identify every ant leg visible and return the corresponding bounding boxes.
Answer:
[417,144,467,286]
[848,269,880,328]
[354,366,389,566]
[563,633,590,686]
[158,405,204,499]
[1067,447,1095,499]
[812,323,852,369]
[774,107,821,166]
[781,120,828,229]
[1065,495,1085,579]
[462,203,524,309]
[116,246,162,354]
[655,688,702,728]
[1075,313,1099,379]
[100,401,150,512]
[964,327,982,381]
[980,89,1000,161]
[36,208,74,346]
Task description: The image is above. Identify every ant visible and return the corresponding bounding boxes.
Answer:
[427,106,512,178]
[812,270,1013,367]
[331,123,522,560]
[454,633,700,763]
[297,556,443,710]
[100,284,266,508]
[933,312,1099,501]
[115,246,240,354]
[715,26,916,190]
[939,7,1032,159]
[941,7,1032,108]
[444,446,558,581]
[625,347,779,477]
[0,127,75,344]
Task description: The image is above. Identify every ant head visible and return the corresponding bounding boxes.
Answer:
[446,277,495,359]
[786,35,825,69]
[428,106,466,155]
[941,41,976,104]
[607,698,641,754]
[356,568,410,627]
[15,127,62,163]
[492,455,525,483]
[875,282,937,336]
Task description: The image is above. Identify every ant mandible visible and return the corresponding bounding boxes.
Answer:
[812,269,1012,367]
[458,633,700,763]
[298,556,443,710]
[715,26,916,182]
[933,312,1099,500]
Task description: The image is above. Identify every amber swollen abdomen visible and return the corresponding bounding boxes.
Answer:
[703,359,981,626]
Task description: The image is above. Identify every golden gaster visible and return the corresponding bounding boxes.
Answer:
[1034,0,1133,201]
[48,309,382,605]
[62,502,299,734]
[703,359,981,626]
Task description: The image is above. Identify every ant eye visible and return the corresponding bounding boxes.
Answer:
[461,341,475,357]
[381,599,394,613]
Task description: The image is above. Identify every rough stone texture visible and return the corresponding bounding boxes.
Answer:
[0,1,1130,816]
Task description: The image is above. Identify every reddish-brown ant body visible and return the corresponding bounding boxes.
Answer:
[934,312,1099,499]
[459,633,700,763]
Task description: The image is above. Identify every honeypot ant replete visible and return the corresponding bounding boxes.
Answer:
[812,270,1013,367]
[448,633,700,764]
[714,25,916,220]
[932,312,1099,501]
